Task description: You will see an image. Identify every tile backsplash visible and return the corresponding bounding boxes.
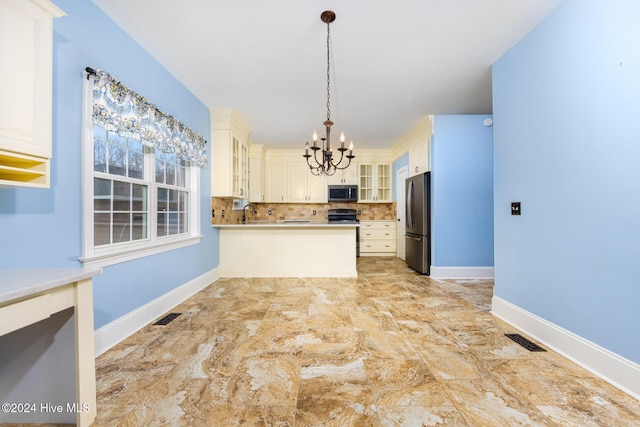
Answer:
[211,198,396,224]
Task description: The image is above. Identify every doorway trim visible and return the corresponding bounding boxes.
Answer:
[396,165,408,260]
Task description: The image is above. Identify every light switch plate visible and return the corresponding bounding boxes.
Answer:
[511,202,521,215]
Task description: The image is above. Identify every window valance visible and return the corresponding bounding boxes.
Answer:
[87,68,207,167]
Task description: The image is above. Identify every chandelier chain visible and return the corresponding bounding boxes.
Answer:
[326,20,331,122]
[303,10,354,177]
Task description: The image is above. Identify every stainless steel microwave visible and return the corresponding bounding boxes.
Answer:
[328,185,358,202]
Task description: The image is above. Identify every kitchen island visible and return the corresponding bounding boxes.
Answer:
[213,221,358,277]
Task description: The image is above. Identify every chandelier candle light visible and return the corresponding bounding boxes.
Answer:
[303,10,355,176]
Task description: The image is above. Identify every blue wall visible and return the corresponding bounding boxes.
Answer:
[493,0,640,363]
[0,0,219,329]
[431,115,494,267]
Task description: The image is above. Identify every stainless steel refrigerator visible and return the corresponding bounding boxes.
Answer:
[405,172,431,274]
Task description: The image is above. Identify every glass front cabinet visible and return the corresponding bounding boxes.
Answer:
[358,162,392,202]
[210,109,250,198]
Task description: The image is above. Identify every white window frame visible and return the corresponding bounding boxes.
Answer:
[80,74,201,269]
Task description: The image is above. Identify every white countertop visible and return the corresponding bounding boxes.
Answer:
[0,268,102,304]
[212,220,360,228]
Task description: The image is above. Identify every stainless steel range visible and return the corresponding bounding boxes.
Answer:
[327,208,360,257]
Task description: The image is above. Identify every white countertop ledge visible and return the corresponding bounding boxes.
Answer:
[212,221,359,228]
[0,268,102,304]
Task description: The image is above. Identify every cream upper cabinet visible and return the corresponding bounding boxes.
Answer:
[210,109,250,198]
[265,161,287,202]
[396,116,432,178]
[409,138,430,176]
[327,164,358,185]
[248,144,265,203]
[288,162,327,203]
[358,162,392,202]
[307,169,328,202]
[0,0,64,188]
[232,135,248,197]
[264,149,395,204]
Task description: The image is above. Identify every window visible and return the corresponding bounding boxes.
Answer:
[155,151,189,237]
[93,126,149,247]
[81,69,204,268]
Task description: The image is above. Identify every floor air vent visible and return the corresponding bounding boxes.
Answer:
[505,333,546,352]
[153,313,181,325]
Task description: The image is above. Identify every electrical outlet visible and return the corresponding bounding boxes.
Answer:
[268,210,272,215]
[511,202,521,216]
[313,210,317,215]
[211,209,215,218]
[222,209,225,217]
[357,210,361,215]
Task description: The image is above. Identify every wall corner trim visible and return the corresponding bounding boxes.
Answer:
[94,266,220,356]
[492,296,640,400]
[429,266,494,279]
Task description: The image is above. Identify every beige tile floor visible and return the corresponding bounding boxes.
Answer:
[91,257,640,426]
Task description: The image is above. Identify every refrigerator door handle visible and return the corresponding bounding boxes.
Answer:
[407,181,413,228]
[407,235,422,242]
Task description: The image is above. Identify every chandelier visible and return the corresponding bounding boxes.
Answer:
[303,10,355,176]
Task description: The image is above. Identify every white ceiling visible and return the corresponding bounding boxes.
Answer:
[93,0,564,149]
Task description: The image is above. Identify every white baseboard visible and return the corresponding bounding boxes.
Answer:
[429,266,494,279]
[492,296,640,400]
[221,269,357,278]
[94,266,220,357]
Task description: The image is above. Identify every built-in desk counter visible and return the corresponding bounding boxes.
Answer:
[0,268,101,426]
[212,222,358,277]
[214,220,357,227]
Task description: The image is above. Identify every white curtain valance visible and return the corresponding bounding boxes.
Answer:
[88,68,207,167]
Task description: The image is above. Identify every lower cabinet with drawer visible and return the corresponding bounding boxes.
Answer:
[360,220,396,256]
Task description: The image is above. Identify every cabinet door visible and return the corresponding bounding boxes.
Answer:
[240,140,248,197]
[327,171,343,185]
[358,163,374,201]
[376,163,392,202]
[327,165,357,185]
[249,155,264,203]
[0,0,60,160]
[230,136,248,198]
[409,140,429,176]
[231,136,240,196]
[409,144,420,176]
[266,161,287,202]
[342,165,358,185]
[288,162,309,202]
[307,173,327,202]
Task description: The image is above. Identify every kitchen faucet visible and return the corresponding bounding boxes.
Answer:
[242,204,256,224]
